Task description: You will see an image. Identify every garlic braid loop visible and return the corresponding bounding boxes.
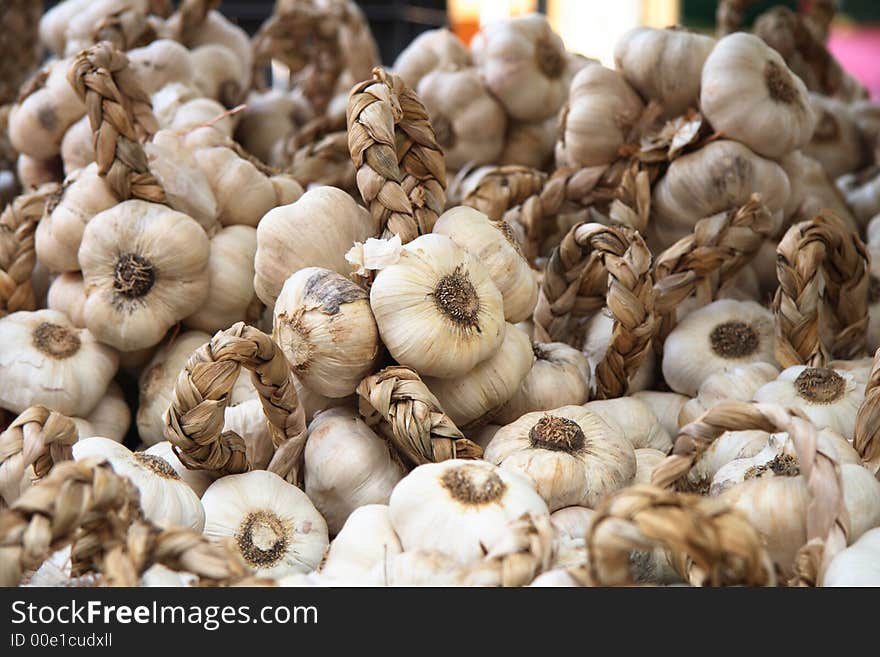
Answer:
[651,400,848,585]
[466,513,555,587]
[285,116,354,191]
[774,210,869,368]
[0,406,77,507]
[163,322,307,484]
[0,182,61,318]
[68,41,165,204]
[585,484,776,586]
[347,67,446,243]
[652,194,775,345]
[457,164,547,223]
[91,5,161,53]
[534,222,655,399]
[853,347,880,476]
[355,366,482,469]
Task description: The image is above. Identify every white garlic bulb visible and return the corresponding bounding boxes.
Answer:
[583,397,673,452]
[393,28,470,89]
[273,267,379,398]
[631,391,689,438]
[804,93,869,179]
[201,470,329,579]
[47,273,87,328]
[687,430,776,491]
[700,32,815,159]
[485,405,636,511]
[753,366,865,439]
[73,437,205,531]
[143,441,214,498]
[388,459,549,565]
[81,381,130,444]
[823,528,880,587]
[304,408,405,534]
[494,342,591,425]
[433,207,537,322]
[223,398,275,470]
[634,449,668,486]
[679,362,780,426]
[424,322,533,428]
[0,309,117,416]
[662,299,777,396]
[319,504,403,581]
[370,233,506,378]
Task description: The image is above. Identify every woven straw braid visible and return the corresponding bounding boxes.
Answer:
[284,116,355,191]
[773,210,869,369]
[0,183,61,318]
[585,485,776,586]
[68,42,165,204]
[457,165,547,222]
[854,347,880,476]
[0,406,77,508]
[253,0,345,115]
[469,513,554,587]
[347,68,446,243]
[651,401,848,585]
[91,5,160,53]
[356,366,482,469]
[0,0,42,106]
[534,222,655,399]
[653,194,775,345]
[163,322,307,484]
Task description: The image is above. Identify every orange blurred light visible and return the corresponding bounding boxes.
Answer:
[449,0,538,45]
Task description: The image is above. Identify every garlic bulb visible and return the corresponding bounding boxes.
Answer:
[804,93,869,179]
[631,391,689,438]
[700,32,815,159]
[128,39,195,95]
[634,449,668,486]
[555,63,644,169]
[433,207,537,322]
[662,299,776,396]
[838,168,880,226]
[393,28,470,89]
[498,118,557,169]
[143,441,214,498]
[273,267,379,398]
[753,366,865,439]
[550,505,594,569]
[16,155,62,191]
[60,116,93,175]
[165,97,234,135]
[485,405,636,511]
[581,310,657,393]
[184,226,258,333]
[471,13,571,122]
[319,504,403,581]
[223,398,275,470]
[417,69,506,170]
[254,187,374,308]
[190,44,244,107]
[141,564,197,588]
[235,90,308,166]
[35,163,118,273]
[201,470,329,578]
[136,331,211,446]
[783,151,858,228]
[494,342,590,425]
[583,397,673,453]
[370,233,505,378]
[388,459,549,564]
[679,362,780,425]
[82,381,130,444]
[73,437,204,531]
[47,272,86,328]
[823,528,880,587]
[304,408,405,534]
[78,200,210,351]
[613,27,715,118]
[650,140,789,248]
[0,309,117,415]
[721,462,880,574]
[686,430,774,492]
[174,9,253,92]
[424,322,533,428]
[194,146,277,227]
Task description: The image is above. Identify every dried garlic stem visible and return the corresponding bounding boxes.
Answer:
[163,322,307,483]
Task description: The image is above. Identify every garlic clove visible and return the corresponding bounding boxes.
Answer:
[319,504,403,581]
[823,528,880,587]
[583,397,673,452]
[201,470,329,579]
[631,391,689,437]
[144,441,214,499]
[393,28,470,89]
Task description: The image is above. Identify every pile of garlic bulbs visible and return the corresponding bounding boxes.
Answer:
[2,0,880,588]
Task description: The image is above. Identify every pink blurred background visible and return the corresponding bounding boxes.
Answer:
[829,25,880,99]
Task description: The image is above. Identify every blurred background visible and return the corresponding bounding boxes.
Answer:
[42,1,880,97]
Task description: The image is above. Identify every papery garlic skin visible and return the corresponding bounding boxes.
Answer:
[433,207,537,322]
[529,569,582,587]
[128,39,195,95]
[550,505,594,569]
[679,362,780,426]
[388,460,549,565]
[662,299,777,396]
[823,528,880,587]
[424,322,533,428]
[393,28,470,89]
[370,233,506,379]
[700,33,815,159]
[223,398,275,470]
[78,200,210,352]
[753,366,865,439]
[144,441,214,499]
[634,449,668,486]
[494,342,590,425]
[202,470,329,579]
[485,405,636,511]
[319,504,403,581]
[254,187,374,308]
[73,437,205,531]
[60,116,93,175]
[273,268,379,398]
[804,93,869,179]
[688,430,774,491]
[0,309,117,416]
[632,391,688,438]
[583,397,673,453]
[304,408,405,534]
[47,273,87,328]
[82,381,131,443]
[141,564,197,588]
